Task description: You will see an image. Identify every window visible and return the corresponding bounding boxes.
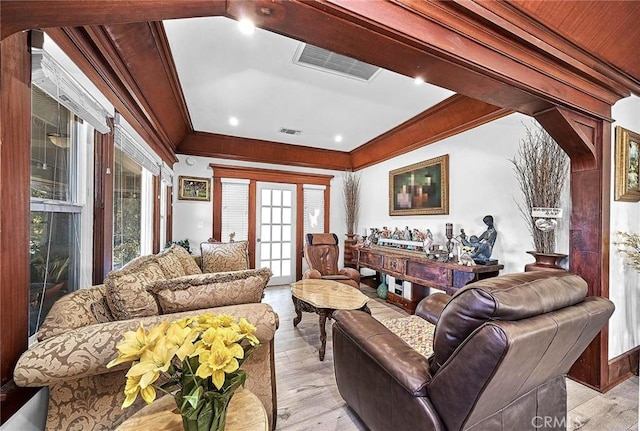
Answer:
[113,147,143,269]
[303,184,326,236]
[221,179,250,242]
[112,117,163,267]
[29,87,82,337]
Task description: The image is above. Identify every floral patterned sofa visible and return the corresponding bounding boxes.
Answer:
[13,244,278,431]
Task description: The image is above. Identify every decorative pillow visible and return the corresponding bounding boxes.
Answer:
[146,268,272,314]
[156,246,186,279]
[200,241,249,273]
[173,244,202,275]
[90,295,115,324]
[105,255,165,320]
[37,285,108,341]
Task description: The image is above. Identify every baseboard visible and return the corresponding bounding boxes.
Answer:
[604,345,640,391]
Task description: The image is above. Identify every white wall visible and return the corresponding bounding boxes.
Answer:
[609,95,640,359]
[358,113,570,275]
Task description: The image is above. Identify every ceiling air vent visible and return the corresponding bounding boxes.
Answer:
[279,127,302,135]
[293,43,380,82]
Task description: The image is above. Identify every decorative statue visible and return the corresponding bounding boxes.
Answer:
[391,227,403,240]
[423,229,434,252]
[403,226,412,241]
[461,215,498,264]
[412,229,425,242]
[380,226,391,239]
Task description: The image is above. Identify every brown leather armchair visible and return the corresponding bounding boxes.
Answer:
[332,271,614,431]
[303,233,360,289]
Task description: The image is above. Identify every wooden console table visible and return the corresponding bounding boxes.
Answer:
[355,246,503,313]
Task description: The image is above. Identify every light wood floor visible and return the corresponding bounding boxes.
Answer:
[264,284,639,431]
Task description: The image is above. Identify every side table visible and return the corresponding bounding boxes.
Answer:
[115,388,268,431]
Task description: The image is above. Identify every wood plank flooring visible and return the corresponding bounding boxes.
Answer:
[263,284,639,431]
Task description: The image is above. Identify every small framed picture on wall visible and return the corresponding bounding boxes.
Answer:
[178,176,211,201]
[614,126,640,202]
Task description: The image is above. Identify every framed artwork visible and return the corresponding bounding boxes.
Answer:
[178,176,211,201]
[614,126,640,202]
[389,154,449,215]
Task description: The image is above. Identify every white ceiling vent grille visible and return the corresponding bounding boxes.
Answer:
[293,43,380,82]
[279,127,302,135]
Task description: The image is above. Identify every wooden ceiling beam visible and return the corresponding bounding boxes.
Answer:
[0,0,226,40]
[179,132,353,171]
[351,95,512,170]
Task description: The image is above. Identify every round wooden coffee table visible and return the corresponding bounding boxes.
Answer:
[115,388,268,431]
[290,279,371,361]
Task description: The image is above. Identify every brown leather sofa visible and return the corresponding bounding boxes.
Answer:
[303,233,360,289]
[332,271,614,431]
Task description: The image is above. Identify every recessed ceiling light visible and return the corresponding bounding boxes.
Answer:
[238,19,255,36]
[229,117,239,126]
[334,135,343,143]
[414,77,424,85]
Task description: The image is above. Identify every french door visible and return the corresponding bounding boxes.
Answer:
[256,182,296,285]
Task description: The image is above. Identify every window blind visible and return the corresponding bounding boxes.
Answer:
[303,184,325,239]
[221,179,250,242]
[114,115,161,176]
[32,49,111,134]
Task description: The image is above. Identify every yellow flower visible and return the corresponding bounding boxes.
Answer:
[127,337,174,389]
[238,317,259,346]
[122,373,156,407]
[146,320,170,345]
[195,340,240,389]
[166,322,198,361]
[107,324,149,368]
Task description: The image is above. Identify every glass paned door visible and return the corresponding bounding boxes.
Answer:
[256,183,296,286]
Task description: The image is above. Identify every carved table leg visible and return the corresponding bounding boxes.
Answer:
[292,296,302,327]
[318,309,332,361]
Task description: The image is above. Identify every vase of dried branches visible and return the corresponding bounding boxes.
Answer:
[511,124,569,271]
[343,171,360,267]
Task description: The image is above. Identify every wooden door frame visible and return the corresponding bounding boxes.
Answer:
[210,165,332,281]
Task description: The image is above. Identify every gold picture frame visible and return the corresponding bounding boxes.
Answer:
[389,155,449,215]
[178,176,211,201]
[614,126,640,202]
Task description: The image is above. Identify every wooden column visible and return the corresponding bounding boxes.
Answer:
[152,175,161,254]
[92,124,114,284]
[165,185,173,244]
[0,31,38,423]
[535,107,611,390]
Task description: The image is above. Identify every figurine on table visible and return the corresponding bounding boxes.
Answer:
[461,215,498,265]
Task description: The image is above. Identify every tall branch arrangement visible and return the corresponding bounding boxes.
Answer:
[510,125,569,254]
[343,171,361,235]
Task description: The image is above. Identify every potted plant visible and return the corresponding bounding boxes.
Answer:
[343,171,361,267]
[511,123,569,270]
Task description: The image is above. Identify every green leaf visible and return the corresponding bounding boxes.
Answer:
[197,400,214,430]
[183,385,204,410]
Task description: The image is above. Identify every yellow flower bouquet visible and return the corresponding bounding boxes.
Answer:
[107,313,260,431]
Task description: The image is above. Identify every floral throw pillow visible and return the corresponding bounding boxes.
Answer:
[200,241,249,273]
